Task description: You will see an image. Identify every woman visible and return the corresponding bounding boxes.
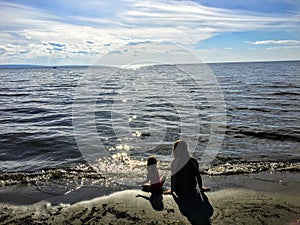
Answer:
[170,140,209,195]
[167,140,213,225]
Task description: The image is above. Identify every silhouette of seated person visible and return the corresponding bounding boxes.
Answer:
[136,156,166,211]
[165,140,213,225]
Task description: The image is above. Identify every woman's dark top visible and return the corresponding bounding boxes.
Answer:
[171,157,199,197]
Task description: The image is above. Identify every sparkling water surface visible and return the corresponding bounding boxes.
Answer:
[0,61,299,190]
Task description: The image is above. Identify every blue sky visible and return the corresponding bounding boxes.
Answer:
[0,0,299,65]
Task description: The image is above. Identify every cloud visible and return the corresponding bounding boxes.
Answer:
[48,42,67,48]
[0,2,127,64]
[108,50,123,55]
[121,0,299,31]
[250,40,300,45]
[0,47,7,55]
[266,45,300,50]
[0,0,299,64]
[85,40,94,45]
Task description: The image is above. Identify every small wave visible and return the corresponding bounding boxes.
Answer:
[229,107,271,113]
[0,93,29,97]
[240,130,299,142]
[206,162,300,175]
[272,91,300,96]
[0,166,105,187]
[1,161,299,187]
[226,127,300,142]
[1,107,49,114]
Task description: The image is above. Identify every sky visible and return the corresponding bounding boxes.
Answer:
[0,0,299,65]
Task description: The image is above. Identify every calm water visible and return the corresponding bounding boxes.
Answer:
[0,61,299,189]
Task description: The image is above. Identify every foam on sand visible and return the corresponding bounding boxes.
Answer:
[0,172,299,224]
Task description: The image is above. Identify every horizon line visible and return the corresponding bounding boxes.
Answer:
[0,59,299,69]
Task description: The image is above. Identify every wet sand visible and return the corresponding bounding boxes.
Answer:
[0,171,299,224]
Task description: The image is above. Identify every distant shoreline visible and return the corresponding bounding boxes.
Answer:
[0,59,299,69]
[0,64,89,69]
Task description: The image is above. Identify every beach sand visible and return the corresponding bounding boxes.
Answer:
[0,171,299,225]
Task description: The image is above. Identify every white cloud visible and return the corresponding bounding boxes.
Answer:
[0,0,299,64]
[266,45,300,50]
[250,40,300,45]
[121,0,299,32]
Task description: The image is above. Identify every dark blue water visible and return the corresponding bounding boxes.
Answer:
[0,61,299,187]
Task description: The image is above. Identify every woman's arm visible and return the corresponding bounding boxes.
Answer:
[163,163,176,194]
[162,174,176,195]
[195,169,203,190]
[191,158,203,190]
[171,174,176,192]
[170,161,177,192]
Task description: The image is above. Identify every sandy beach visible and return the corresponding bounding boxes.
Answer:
[0,171,299,225]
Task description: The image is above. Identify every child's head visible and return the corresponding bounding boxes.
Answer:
[147,156,157,166]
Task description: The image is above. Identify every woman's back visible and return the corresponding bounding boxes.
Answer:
[171,158,198,197]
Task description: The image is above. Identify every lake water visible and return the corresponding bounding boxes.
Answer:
[0,61,299,192]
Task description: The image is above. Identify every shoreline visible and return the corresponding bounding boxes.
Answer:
[0,171,299,224]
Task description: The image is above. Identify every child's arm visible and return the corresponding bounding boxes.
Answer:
[160,175,166,183]
[136,173,150,184]
[136,180,147,184]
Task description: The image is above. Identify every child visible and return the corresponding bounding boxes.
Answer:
[136,156,166,211]
[139,156,165,192]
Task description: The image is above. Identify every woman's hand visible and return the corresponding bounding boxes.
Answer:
[163,189,173,195]
[201,186,211,192]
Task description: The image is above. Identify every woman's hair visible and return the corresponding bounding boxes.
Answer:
[147,156,157,166]
[172,140,190,159]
